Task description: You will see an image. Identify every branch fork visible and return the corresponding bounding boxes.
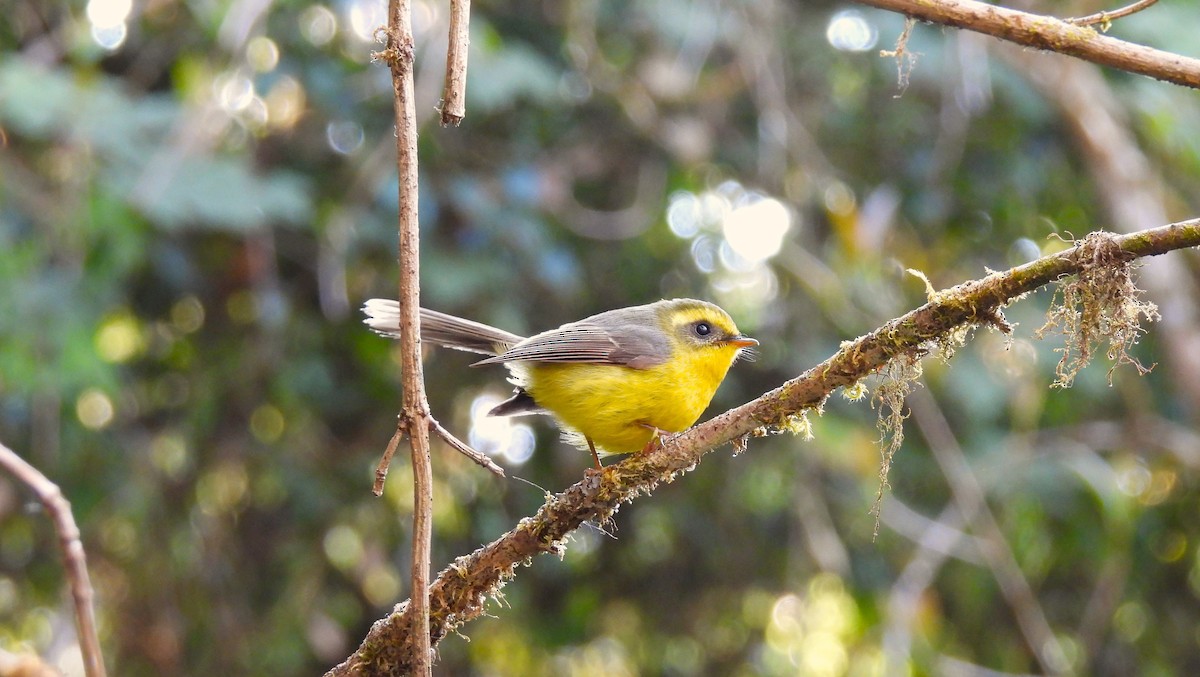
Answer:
[332,220,1200,675]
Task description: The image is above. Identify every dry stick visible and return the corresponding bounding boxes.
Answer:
[1068,0,1159,27]
[0,442,106,677]
[851,0,1200,90]
[372,431,404,496]
[381,0,434,673]
[365,0,486,668]
[440,0,470,126]
[431,419,504,477]
[327,219,1200,675]
[379,422,504,494]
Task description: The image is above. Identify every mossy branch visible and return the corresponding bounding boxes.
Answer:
[853,0,1200,90]
[327,220,1200,676]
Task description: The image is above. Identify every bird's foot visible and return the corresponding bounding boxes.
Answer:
[637,424,669,455]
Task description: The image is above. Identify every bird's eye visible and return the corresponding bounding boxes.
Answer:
[694,322,712,337]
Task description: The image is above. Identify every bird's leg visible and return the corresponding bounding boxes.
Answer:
[587,438,602,470]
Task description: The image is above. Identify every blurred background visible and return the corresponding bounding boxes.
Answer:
[3,0,1200,674]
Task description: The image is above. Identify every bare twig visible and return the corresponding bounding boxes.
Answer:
[1068,0,1159,27]
[327,220,1200,675]
[358,0,481,669]
[373,430,404,496]
[430,419,504,477]
[440,0,470,126]
[851,0,1200,90]
[0,442,106,677]
[373,0,434,673]
[374,420,505,495]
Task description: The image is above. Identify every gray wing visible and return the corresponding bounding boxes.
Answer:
[472,305,671,369]
[362,299,525,356]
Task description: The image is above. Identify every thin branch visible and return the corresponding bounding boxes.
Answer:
[1068,0,1158,27]
[373,409,504,497]
[0,442,106,677]
[851,0,1200,90]
[440,0,470,126]
[360,0,481,668]
[373,430,404,497]
[430,419,505,477]
[374,0,434,674]
[326,220,1200,675]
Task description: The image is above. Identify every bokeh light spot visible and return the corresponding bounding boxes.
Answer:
[1114,601,1147,642]
[246,36,280,73]
[824,181,856,216]
[362,564,400,606]
[1153,531,1187,563]
[800,631,848,676]
[265,76,306,130]
[91,23,128,50]
[666,191,702,238]
[467,393,536,465]
[722,197,791,265]
[690,235,718,274]
[300,5,338,46]
[76,388,115,430]
[215,71,256,113]
[250,404,286,443]
[196,462,250,516]
[1142,469,1177,506]
[324,525,364,571]
[506,426,536,465]
[100,517,138,559]
[1009,237,1042,265]
[96,312,144,363]
[346,0,387,43]
[86,0,132,27]
[151,433,191,480]
[1116,457,1151,498]
[826,10,878,52]
[86,0,132,48]
[171,296,205,334]
[326,120,365,155]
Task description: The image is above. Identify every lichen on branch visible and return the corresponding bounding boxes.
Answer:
[1035,231,1160,386]
[870,353,922,536]
[330,220,1200,677]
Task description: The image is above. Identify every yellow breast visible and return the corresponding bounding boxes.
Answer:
[521,343,742,453]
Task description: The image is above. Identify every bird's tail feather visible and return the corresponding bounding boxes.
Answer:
[362,299,525,356]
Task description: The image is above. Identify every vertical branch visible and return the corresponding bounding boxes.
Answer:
[386,0,434,673]
[440,0,470,126]
[0,442,107,677]
[353,0,478,672]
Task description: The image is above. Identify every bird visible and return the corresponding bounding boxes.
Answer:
[363,298,757,468]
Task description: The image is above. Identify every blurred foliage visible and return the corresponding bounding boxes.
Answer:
[2,0,1200,675]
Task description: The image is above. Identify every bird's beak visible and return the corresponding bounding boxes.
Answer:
[728,335,759,348]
